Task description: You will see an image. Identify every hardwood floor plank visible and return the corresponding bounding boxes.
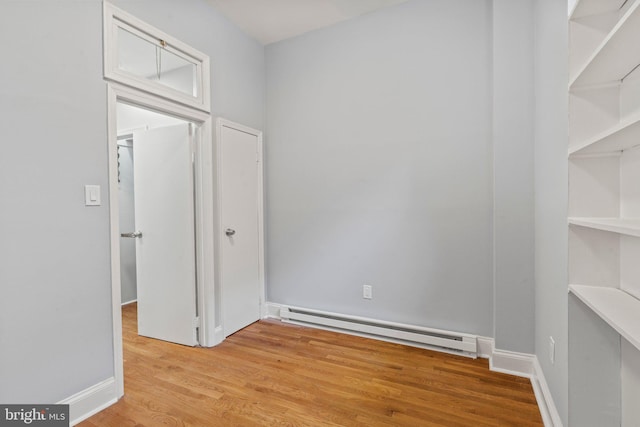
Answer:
[79,304,543,426]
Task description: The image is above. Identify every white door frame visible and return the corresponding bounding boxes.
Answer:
[215,118,267,327]
[107,82,217,398]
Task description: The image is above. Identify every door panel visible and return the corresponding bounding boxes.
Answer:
[118,144,137,304]
[133,123,198,346]
[220,124,261,337]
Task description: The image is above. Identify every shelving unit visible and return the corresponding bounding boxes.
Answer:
[569,217,640,237]
[568,114,640,156]
[570,0,629,20]
[569,285,640,350]
[569,1,640,425]
[570,0,640,88]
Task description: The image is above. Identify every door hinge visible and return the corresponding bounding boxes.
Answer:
[193,316,201,328]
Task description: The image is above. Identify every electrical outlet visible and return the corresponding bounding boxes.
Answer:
[363,285,372,300]
[549,336,555,364]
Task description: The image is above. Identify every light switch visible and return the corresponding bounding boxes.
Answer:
[85,185,101,206]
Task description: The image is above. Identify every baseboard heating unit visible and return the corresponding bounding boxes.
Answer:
[279,306,478,358]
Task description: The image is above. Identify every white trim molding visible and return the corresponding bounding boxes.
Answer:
[264,302,284,320]
[490,348,535,377]
[476,336,494,359]
[488,345,562,427]
[106,81,217,400]
[531,357,564,427]
[58,378,117,426]
[213,326,225,346]
[103,1,211,112]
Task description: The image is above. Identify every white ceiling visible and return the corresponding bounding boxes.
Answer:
[207,0,410,45]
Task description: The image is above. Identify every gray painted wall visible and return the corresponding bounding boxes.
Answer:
[265,0,495,336]
[0,0,264,404]
[533,0,569,423]
[0,0,112,403]
[492,0,535,353]
[569,295,621,426]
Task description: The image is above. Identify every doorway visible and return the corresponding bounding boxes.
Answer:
[107,85,216,398]
[116,103,199,346]
[104,1,217,401]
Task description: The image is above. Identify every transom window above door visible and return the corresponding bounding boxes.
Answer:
[104,2,211,112]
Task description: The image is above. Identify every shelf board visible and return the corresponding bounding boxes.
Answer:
[568,217,640,237]
[569,115,640,156]
[570,1,640,88]
[570,0,627,20]
[569,284,640,351]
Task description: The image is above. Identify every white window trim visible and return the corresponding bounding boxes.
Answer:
[103,2,211,112]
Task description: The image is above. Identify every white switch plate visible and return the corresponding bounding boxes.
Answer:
[85,185,101,206]
[363,285,372,300]
[549,336,555,364]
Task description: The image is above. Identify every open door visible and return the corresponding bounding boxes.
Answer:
[132,123,198,346]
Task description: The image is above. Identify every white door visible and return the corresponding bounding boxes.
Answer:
[220,121,262,337]
[133,123,198,346]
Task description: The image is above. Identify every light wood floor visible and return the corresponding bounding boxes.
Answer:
[79,303,543,426]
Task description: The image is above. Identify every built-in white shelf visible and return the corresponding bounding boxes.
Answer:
[569,217,640,237]
[569,1,640,424]
[570,0,627,21]
[569,284,640,351]
[570,1,640,88]
[569,115,640,156]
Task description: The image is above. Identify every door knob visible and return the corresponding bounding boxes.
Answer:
[121,231,143,238]
[225,228,236,237]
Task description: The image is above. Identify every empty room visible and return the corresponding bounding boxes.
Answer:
[1,0,638,426]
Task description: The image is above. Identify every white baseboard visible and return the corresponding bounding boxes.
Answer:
[263,302,284,319]
[531,356,563,427]
[121,299,137,306]
[58,377,118,426]
[486,342,562,427]
[476,336,494,359]
[490,347,535,378]
[213,325,225,345]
